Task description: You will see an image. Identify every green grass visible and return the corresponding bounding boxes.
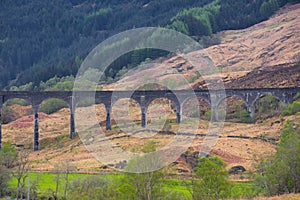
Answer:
[8,172,263,199]
[8,172,128,197]
[163,179,192,198]
[231,181,265,198]
[9,172,94,197]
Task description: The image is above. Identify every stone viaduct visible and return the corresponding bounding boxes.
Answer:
[0,87,299,150]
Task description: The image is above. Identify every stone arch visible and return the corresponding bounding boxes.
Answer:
[181,96,211,121]
[252,93,281,105]
[217,94,248,109]
[1,98,34,149]
[111,97,142,130]
[38,97,71,149]
[217,95,251,122]
[253,93,286,120]
[146,97,177,131]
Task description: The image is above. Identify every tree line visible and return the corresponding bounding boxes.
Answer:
[1,0,299,89]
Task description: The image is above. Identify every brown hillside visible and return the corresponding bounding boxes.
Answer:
[206,3,300,73]
[2,4,300,176]
[104,3,300,91]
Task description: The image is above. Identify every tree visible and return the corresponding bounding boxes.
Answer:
[67,175,115,200]
[13,150,30,200]
[0,142,16,197]
[0,165,10,197]
[192,156,231,200]
[117,141,184,200]
[260,0,280,19]
[60,160,76,199]
[255,120,300,195]
[0,141,18,168]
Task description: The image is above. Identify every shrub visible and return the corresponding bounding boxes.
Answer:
[255,120,300,196]
[5,98,29,106]
[39,98,68,114]
[193,157,232,199]
[204,109,212,119]
[255,95,284,119]
[0,142,16,197]
[281,101,300,117]
[68,176,113,200]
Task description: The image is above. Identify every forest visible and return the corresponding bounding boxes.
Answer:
[0,0,299,89]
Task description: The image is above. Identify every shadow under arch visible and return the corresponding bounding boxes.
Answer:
[217,95,252,123]
[182,96,211,121]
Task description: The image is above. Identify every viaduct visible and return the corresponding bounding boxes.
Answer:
[0,88,299,150]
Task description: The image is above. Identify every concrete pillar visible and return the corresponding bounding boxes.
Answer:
[176,105,182,123]
[142,108,147,128]
[33,105,39,151]
[106,106,112,130]
[248,104,255,118]
[70,97,76,139]
[211,105,218,122]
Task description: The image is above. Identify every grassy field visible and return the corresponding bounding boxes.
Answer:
[8,172,262,199]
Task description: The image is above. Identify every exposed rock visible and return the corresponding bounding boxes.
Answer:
[228,165,246,174]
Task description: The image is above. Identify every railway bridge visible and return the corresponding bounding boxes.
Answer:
[0,88,299,150]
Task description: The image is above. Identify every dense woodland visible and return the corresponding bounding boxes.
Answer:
[0,0,299,89]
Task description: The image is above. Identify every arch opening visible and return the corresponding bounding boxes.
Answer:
[111,98,142,131]
[38,98,70,149]
[2,98,33,149]
[254,95,287,121]
[281,94,300,117]
[182,97,211,121]
[94,103,109,129]
[218,96,252,123]
[147,98,177,133]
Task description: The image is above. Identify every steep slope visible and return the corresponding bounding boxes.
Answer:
[1,0,296,88]
[1,4,300,174]
[104,3,300,91]
[206,3,300,73]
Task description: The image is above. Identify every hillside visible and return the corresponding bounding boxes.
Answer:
[1,0,298,89]
[103,3,300,91]
[1,3,300,173]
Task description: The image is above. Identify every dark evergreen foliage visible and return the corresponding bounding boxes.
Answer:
[0,0,296,89]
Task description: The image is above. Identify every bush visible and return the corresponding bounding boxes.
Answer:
[281,101,300,117]
[5,98,30,106]
[204,110,212,119]
[39,98,68,114]
[233,104,253,123]
[255,120,300,196]
[193,156,232,199]
[68,176,114,200]
[0,142,16,197]
[255,95,285,119]
[0,165,10,197]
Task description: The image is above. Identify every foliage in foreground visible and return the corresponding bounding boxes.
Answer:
[191,156,232,200]
[255,119,300,196]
